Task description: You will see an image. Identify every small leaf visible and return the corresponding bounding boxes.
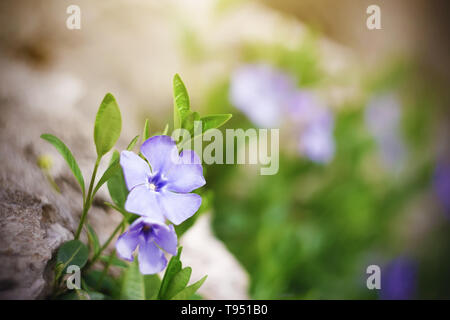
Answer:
[120,260,145,300]
[56,240,89,273]
[107,151,128,209]
[200,114,232,132]
[162,267,192,300]
[40,134,85,196]
[126,135,139,151]
[173,74,191,129]
[86,224,100,256]
[144,274,161,300]
[94,93,122,157]
[158,247,183,299]
[143,119,150,142]
[171,275,207,300]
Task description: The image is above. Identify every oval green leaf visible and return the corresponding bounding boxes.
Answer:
[173,74,191,129]
[56,240,89,272]
[107,151,129,209]
[94,93,122,157]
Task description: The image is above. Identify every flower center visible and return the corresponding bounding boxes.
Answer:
[147,173,167,192]
[142,224,152,232]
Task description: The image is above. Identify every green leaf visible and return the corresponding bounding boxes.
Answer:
[171,275,207,300]
[182,111,200,133]
[173,74,191,129]
[143,119,150,142]
[126,135,140,151]
[92,158,120,197]
[158,247,183,299]
[40,134,85,197]
[120,260,145,300]
[56,240,89,273]
[94,93,122,157]
[200,114,232,132]
[107,151,128,209]
[86,224,100,256]
[144,274,161,300]
[162,267,192,300]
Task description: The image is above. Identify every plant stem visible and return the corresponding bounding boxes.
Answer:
[87,218,126,268]
[74,156,101,240]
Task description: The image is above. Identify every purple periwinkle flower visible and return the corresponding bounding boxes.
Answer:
[229,64,295,128]
[289,91,335,164]
[380,257,416,300]
[120,135,205,225]
[299,116,335,164]
[116,217,177,274]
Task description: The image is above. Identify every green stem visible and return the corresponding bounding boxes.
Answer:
[74,157,101,240]
[87,218,125,268]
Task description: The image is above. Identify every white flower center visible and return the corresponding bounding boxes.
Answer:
[148,183,156,191]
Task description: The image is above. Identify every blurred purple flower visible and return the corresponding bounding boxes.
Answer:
[299,115,335,164]
[116,217,177,274]
[229,64,295,128]
[120,135,205,225]
[365,93,406,171]
[433,161,450,215]
[380,257,416,300]
[290,91,335,164]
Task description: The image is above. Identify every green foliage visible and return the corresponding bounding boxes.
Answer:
[173,74,191,129]
[144,274,161,300]
[40,134,85,196]
[94,93,122,157]
[86,224,100,256]
[84,270,119,296]
[200,114,232,133]
[163,267,192,299]
[171,276,207,300]
[56,240,89,273]
[126,135,140,151]
[158,247,206,300]
[93,158,120,197]
[120,260,145,300]
[143,119,150,142]
[107,151,129,210]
